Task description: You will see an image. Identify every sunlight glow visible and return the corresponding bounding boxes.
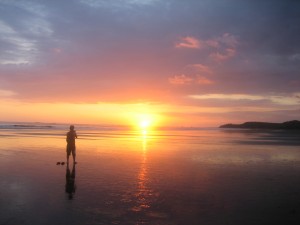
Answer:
[140,120,151,129]
[136,114,155,131]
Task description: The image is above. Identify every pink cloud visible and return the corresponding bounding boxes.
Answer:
[175,33,238,63]
[175,36,201,49]
[206,33,238,62]
[176,33,238,50]
[205,39,219,48]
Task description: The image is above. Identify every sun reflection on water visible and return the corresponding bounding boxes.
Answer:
[131,131,153,212]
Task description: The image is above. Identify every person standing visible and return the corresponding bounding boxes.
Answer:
[66,125,77,164]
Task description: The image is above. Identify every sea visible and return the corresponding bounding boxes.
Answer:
[0,122,299,225]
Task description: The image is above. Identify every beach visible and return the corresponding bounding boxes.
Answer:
[0,123,300,225]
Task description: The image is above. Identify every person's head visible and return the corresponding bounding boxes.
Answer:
[70,125,75,130]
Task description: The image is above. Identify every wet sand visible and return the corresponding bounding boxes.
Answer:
[0,127,300,225]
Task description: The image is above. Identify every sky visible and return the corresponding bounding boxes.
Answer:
[0,0,299,127]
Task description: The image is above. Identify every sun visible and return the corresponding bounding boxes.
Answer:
[125,108,163,131]
[139,119,151,129]
[135,113,156,131]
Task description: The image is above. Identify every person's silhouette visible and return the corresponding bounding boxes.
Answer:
[66,125,77,164]
[65,163,76,200]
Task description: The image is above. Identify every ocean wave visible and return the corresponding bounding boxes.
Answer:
[0,124,54,129]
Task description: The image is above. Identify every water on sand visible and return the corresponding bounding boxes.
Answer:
[0,123,300,225]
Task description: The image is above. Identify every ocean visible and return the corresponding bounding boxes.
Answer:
[0,122,299,225]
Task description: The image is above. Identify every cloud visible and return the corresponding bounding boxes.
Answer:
[205,39,219,48]
[190,94,265,101]
[196,76,214,85]
[209,33,238,62]
[187,64,212,74]
[176,33,238,50]
[0,0,299,107]
[0,0,48,17]
[175,36,201,49]
[175,33,238,62]
[79,0,160,8]
[0,89,17,97]
[289,80,300,87]
[0,0,54,66]
[171,34,239,87]
[169,74,213,86]
[216,33,238,48]
[168,74,194,85]
[189,93,300,106]
[0,0,299,126]
[52,48,62,54]
[289,53,300,61]
[0,20,38,65]
[209,48,236,62]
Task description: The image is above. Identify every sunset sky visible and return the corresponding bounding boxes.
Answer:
[0,0,299,127]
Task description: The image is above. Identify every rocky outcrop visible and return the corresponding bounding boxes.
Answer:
[220,120,300,130]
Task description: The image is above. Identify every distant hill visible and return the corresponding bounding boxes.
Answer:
[219,120,300,130]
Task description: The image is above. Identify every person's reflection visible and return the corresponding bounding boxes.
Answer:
[65,163,76,200]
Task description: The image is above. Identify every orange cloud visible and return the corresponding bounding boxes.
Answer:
[0,89,17,97]
[169,74,213,85]
[168,74,194,85]
[196,76,214,85]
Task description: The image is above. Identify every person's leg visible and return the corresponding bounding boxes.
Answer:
[67,146,70,164]
[72,148,76,163]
